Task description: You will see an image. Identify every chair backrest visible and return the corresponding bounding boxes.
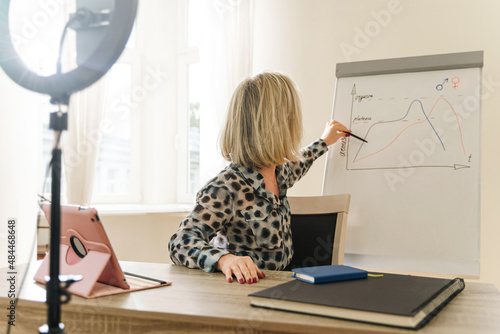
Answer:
[285,194,351,270]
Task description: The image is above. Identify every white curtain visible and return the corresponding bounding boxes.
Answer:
[62,77,107,206]
[56,1,108,206]
[198,0,256,184]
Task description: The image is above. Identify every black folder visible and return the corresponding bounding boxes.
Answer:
[249,273,465,329]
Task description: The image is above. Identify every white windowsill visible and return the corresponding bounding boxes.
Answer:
[38,203,194,217]
[94,203,194,216]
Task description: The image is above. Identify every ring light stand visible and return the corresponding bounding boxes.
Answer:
[0,1,138,333]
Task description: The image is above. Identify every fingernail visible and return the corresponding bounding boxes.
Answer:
[253,277,258,283]
[247,279,252,284]
[227,277,233,283]
[239,278,245,284]
[262,273,266,278]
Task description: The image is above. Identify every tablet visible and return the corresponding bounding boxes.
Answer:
[39,203,130,290]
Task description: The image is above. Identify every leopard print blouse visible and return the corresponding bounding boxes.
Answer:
[168,139,329,272]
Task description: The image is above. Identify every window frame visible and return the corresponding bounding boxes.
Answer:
[37,0,197,207]
[176,0,201,203]
[38,25,144,205]
[90,48,143,204]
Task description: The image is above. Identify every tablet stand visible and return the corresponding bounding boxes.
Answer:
[35,244,112,298]
[35,239,171,298]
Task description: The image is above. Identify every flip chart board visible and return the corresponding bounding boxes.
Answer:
[323,51,483,276]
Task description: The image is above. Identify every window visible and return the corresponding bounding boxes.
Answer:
[96,63,133,196]
[90,28,142,203]
[187,62,201,194]
[92,59,141,203]
[37,22,141,204]
[177,0,202,202]
[33,0,199,206]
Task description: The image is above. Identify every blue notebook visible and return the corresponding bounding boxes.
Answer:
[291,265,367,284]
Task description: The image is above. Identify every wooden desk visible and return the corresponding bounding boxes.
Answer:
[2,261,500,334]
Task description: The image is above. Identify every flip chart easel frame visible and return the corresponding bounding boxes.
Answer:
[323,51,483,278]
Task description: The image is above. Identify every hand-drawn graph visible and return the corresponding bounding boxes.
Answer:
[324,57,482,277]
[341,69,477,171]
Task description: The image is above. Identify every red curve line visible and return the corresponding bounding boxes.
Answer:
[354,97,466,164]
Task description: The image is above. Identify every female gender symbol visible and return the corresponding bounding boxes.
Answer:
[452,77,460,89]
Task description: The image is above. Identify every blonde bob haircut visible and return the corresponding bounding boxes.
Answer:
[219,72,303,169]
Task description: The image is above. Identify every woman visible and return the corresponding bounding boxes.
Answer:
[169,72,350,284]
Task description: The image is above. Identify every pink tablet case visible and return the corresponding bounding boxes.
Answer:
[34,204,170,298]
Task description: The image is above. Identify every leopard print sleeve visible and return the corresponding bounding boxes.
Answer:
[284,139,328,188]
[168,183,232,273]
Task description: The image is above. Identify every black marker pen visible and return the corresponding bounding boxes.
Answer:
[342,131,368,143]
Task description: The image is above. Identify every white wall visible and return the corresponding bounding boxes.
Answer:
[252,0,500,289]
[99,212,186,264]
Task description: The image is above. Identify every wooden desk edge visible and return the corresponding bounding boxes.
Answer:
[2,262,500,334]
